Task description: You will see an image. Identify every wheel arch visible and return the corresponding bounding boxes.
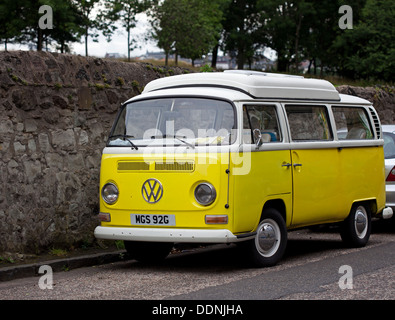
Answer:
[261,199,287,224]
[350,199,376,217]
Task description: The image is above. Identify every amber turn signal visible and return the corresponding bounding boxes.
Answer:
[205,215,228,224]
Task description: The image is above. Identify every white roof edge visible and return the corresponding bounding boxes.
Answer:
[143,72,341,101]
[125,86,251,103]
[338,93,372,105]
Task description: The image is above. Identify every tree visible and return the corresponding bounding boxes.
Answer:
[72,0,101,56]
[101,0,152,62]
[257,0,315,72]
[150,0,223,66]
[294,0,340,76]
[210,0,232,68]
[149,0,179,65]
[0,0,26,50]
[12,0,49,51]
[0,0,90,53]
[335,0,394,81]
[222,0,263,69]
[1,0,84,52]
[50,0,84,53]
[176,0,223,66]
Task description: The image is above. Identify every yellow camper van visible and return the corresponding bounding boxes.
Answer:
[94,71,392,267]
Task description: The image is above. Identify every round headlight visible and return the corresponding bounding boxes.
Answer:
[194,183,216,206]
[102,183,119,204]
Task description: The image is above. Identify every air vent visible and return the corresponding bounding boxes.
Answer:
[118,161,195,172]
[368,107,382,139]
[155,162,194,172]
[118,162,150,171]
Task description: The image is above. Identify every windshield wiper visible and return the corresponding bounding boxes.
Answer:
[108,134,138,150]
[151,134,195,149]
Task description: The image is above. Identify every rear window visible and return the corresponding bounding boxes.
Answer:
[332,107,373,140]
[384,132,395,159]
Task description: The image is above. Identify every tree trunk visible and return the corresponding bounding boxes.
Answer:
[85,25,88,56]
[127,28,131,62]
[277,56,288,72]
[211,44,219,69]
[307,58,313,74]
[37,28,43,51]
[237,51,244,69]
[294,14,303,73]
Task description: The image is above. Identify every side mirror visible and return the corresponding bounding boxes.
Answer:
[253,128,263,149]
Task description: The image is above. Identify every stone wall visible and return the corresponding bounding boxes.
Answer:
[337,85,395,124]
[0,51,188,253]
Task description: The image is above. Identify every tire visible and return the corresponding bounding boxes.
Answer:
[124,241,173,263]
[246,208,287,267]
[340,203,371,247]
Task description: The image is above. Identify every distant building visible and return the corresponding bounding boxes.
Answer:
[138,50,192,65]
[105,53,124,59]
[135,50,275,71]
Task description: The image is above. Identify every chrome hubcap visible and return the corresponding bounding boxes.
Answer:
[354,206,368,239]
[256,219,280,257]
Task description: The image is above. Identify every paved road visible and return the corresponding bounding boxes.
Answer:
[0,222,394,303]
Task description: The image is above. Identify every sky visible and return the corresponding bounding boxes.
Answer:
[71,13,159,58]
[6,13,158,58]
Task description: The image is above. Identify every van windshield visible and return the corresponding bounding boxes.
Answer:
[108,98,236,147]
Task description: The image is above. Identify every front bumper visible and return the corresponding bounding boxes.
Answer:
[94,226,240,243]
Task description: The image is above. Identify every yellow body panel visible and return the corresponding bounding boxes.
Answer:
[100,152,232,230]
[100,145,386,234]
[291,146,385,228]
[232,150,292,232]
[291,148,344,226]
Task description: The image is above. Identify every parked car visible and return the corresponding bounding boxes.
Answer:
[383,125,395,216]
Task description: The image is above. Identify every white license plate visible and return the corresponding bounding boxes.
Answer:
[130,214,176,226]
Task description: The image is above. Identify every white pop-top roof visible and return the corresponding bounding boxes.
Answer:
[142,70,341,101]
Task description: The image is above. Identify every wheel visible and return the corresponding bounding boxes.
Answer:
[340,203,371,247]
[124,241,173,263]
[246,208,287,267]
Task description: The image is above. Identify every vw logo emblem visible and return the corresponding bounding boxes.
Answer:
[142,179,163,204]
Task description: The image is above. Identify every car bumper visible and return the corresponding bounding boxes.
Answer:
[386,183,395,212]
[380,207,394,220]
[94,226,241,243]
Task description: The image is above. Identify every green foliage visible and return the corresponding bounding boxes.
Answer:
[116,76,125,86]
[149,0,223,66]
[49,247,68,257]
[0,0,393,82]
[222,0,262,69]
[338,0,395,82]
[0,0,88,53]
[200,64,214,72]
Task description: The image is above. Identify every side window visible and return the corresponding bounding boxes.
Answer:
[332,107,373,140]
[285,105,332,141]
[243,105,282,144]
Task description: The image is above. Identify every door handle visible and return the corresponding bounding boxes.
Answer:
[282,163,292,168]
[293,163,302,167]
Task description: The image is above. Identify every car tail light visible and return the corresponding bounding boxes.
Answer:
[386,166,395,181]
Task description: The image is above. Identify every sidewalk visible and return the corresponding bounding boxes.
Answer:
[0,248,129,282]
